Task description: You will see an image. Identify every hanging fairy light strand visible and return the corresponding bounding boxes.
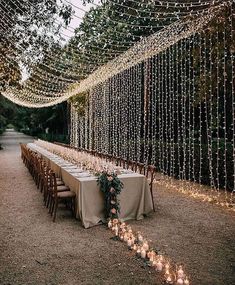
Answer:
[1,1,228,107]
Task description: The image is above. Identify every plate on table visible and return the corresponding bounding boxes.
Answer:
[60,164,76,168]
[67,169,84,173]
[73,172,91,178]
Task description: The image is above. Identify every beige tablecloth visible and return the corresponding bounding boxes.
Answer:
[28,143,153,228]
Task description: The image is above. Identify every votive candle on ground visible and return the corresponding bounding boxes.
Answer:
[141,248,146,259]
[127,238,132,248]
[156,260,163,272]
[166,275,173,284]
[177,278,184,285]
[177,266,184,279]
[136,247,141,257]
[142,241,149,251]
[108,220,112,229]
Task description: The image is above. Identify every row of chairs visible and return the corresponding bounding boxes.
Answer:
[54,142,156,212]
[20,143,76,222]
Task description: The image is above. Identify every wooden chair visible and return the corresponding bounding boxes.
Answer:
[136,162,146,174]
[106,154,113,162]
[48,171,76,222]
[146,165,156,212]
[46,169,70,209]
[127,160,136,171]
[119,158,126,169]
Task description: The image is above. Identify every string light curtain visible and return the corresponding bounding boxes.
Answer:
[70,2,235,202]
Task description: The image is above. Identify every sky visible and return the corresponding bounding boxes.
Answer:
[21,0,101,82]
[60,0,101,41]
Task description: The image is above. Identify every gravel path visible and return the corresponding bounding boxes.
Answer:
[0,130,234,285]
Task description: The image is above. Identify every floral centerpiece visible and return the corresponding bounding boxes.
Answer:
[97,171,123,220]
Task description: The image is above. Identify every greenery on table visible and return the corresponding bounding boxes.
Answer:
[97,172,124,220]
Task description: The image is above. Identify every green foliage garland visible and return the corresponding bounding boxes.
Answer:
[69,92,88,117]
[97,172,124,220]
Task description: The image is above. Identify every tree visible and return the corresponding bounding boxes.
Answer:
[0,0,73,91]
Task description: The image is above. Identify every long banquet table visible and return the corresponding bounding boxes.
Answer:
[28,143,153,228]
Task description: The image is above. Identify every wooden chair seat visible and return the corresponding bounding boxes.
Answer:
[57,185,70,192]
[57,191,76,198]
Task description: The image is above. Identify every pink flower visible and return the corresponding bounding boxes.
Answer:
[109,187,115,193]
[111,208,116,214]
[107,175,113,181]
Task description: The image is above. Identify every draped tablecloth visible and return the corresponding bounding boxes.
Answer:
[28,143,153,228]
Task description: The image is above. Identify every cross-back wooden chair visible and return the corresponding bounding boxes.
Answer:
[127,160,136,171]
[136,162,146,175]
[45,168,70,209]
[48,171,76,222]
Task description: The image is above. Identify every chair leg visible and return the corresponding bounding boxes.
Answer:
[46,193,51,209]
[72,197,75,217]
[53,200,58,222]
[49,198,54,215]
[150,185,156,212]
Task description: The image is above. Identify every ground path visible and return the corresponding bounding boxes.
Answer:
[0,130,234,285]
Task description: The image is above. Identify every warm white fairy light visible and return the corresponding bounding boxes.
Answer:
[151,55,156,166]
[230,4,235,202]
[66,2,235,211]
[191,33,196,184]
[2,2,227,108]
[164,49,169,176]
[169,45,174,178]
[223,20,228,204]
[175,40,181,180]
[182,39,187,182]
[160,51,164,173]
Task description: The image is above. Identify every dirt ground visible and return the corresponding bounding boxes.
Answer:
[0,130,234,285]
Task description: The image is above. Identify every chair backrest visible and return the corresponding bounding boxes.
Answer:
[146,165,156,185]
[119,158,126,168]
[49,171,58,197]
[136,162,146,174]
[127,160,136,171]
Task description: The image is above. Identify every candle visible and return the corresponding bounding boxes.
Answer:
[141,248,146,259]
[127,238,132,248]
[120,222,126,229]
[142,241,149,251]
[177,266,184,279]
[136,247,141,257]
[166,276,173,284]
[149,254,155,266]
[123,232,128,242]
[184,277,190,285]
[156,260,163,272]
[133,244,137,251]
[108,220,112,229]
[114,225,119,236]
[138,233,143,243]
[177,278,184,285]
